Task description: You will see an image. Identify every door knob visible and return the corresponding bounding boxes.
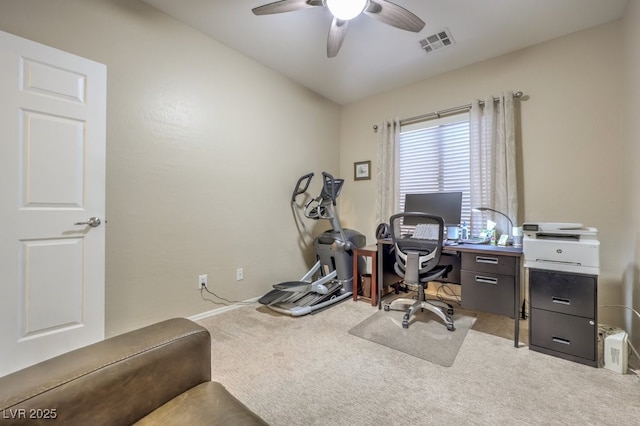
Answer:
[74,217,101,227]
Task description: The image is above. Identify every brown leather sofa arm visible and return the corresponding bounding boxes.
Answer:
[0,318,267,425]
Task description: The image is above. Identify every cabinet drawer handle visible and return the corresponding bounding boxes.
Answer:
[552,297,571,305]
[552,336,570,345]
[476,256,498,265]
[475,275,498,285]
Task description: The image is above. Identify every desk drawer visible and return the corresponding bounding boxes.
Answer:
[461,271,514,317]
[461,252,516,275]
[530,308,596,361]
[529,269,596,317]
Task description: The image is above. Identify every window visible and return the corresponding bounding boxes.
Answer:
[398,114,471,227]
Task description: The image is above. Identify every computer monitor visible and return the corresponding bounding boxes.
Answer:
[403,192,463,226]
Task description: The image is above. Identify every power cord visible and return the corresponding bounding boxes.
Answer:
[433,283,462,306]
[199,284,257,306]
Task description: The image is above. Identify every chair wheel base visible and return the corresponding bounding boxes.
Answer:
[384,296,456,332]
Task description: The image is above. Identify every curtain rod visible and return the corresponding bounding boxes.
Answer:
[373,91,523,131]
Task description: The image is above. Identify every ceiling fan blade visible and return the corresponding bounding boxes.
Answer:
[364,0,425,32]
[252,0,323,15]
[327,18,349,58]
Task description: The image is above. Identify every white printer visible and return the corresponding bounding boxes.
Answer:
[522,222,600,275]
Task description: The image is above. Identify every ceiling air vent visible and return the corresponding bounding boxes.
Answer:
[419,28,455,54]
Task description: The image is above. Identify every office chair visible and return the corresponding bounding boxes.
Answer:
[383,212,455,331]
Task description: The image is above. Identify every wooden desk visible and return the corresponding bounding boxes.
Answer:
[352,244,378,306]
[377,239,524,347]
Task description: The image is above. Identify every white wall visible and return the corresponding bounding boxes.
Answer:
[339,22,627,327]
[0,0,341,336]
[621,0,640,349]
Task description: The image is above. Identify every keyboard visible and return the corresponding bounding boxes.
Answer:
[461,237,491,244]
[412,224,439,240]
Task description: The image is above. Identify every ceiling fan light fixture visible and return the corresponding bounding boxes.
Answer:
[325,0,368,21]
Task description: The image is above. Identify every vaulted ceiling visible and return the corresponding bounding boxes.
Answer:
[141,0,628,104]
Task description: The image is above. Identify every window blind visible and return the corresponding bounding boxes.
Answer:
[398,116,471,227]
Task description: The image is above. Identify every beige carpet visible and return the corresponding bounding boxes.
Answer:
[197,301,639,426]
[348,307,476,366]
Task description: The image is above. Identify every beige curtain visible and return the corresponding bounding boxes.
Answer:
[375,119,400,226]
[469,92,517,236]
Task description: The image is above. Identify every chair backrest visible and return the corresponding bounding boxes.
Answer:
[389,212,445,285]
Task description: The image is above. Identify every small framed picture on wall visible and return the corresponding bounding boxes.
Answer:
[354,160,371,181]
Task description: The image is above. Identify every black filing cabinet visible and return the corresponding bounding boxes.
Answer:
[461,252,515,317]
[528,269,598,367]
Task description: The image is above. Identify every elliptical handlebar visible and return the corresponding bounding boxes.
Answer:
[321,172,343,206]
[291,171,351,251]
[291,172,314,202]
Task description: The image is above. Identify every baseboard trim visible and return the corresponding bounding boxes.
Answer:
[188,297,261,322]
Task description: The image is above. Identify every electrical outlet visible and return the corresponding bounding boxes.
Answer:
[236,268,244,281]
[198,274,207,290]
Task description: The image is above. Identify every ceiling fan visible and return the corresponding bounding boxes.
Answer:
[252,0,425,58]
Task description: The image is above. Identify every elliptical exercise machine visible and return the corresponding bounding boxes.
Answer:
[258,172,366,316]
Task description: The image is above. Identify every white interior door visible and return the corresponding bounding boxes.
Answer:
[0,30,106,377]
